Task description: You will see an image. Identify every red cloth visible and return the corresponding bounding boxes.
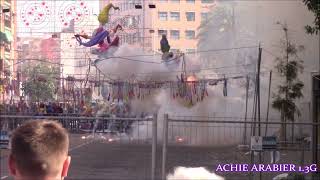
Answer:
[98,36,119,52]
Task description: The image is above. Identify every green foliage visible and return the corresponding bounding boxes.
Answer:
[272,96,301,121]
[272,23,304,122]
[303,0,320,35]
[21,63,59,102]
[0,31,9,44]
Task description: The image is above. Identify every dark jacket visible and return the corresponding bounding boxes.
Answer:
[160,37,170,53]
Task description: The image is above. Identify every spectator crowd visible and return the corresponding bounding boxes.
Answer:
[0,100,96,116]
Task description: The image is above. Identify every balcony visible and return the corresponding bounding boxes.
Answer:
[4,13,11,28]
[2,59,11,76]
[0,59,3,71]
[0,32,9,46]
[1,31,13,46]
[4,20,11,28]
[4,44,11,52]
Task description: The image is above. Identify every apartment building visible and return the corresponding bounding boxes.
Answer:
[99,0,153,51]
[0,0,17,103]
[99,0,214,54]
[151,0,215,54]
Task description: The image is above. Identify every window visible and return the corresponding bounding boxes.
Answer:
[185,30,195,39]
[171,49,179,52]
[134,15,141,25]
[170,12,180,21]
[158,30,168,37]
[201,0,214,3]
[130,34,135,44]
[186,0,195,3]
[171,0,180,3]
[123,2,126,10]
[76,60,86,67]
[129,1,135,9]
[119,3,123,12]
[170,30,180,40]
[4,13,10,20]
[132,32,139,43]
[201,12,209,22]
[186,49,196,54]
[186,12,195,21]
[158,12,168,21]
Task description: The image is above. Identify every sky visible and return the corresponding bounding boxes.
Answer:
[17,0,100,36]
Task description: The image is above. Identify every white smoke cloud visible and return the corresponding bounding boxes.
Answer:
[167,167,224,180]
[95,43,253,145]
[94,0,317,145]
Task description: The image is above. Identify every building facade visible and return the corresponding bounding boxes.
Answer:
[151,0,214,54]
[0,0,17,103]
[16,36,61,80]
[99,0,153,51]
[99,0,215,54]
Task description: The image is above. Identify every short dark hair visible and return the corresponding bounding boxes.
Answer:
[10,120,69,177]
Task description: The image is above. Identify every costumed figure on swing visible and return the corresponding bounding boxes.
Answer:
[160,34,183,68]
[74,3,122,61]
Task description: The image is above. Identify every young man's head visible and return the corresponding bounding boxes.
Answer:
[9,120,71,180]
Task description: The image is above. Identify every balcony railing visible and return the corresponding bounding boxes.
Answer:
[0,59,3,71]
[4,44,11,52]
[4,20,11,28]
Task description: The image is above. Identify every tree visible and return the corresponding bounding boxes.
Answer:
[272,22,305,141]
[21,63,59,102]
[303,0,320,35]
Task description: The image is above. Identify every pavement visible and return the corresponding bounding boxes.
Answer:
[0,133,317,180]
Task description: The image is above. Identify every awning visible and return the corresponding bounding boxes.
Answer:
[4,30,13,42]
[0,31,9,44]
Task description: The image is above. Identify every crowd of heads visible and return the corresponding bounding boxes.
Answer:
[0,100,99,116]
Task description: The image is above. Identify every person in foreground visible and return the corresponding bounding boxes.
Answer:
[8,120,71,180]
[167,166,224,180]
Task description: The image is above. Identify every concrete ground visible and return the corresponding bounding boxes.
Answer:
[0,133,317,180]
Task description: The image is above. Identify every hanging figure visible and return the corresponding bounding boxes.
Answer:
[160,34,174,61]
[74,3,121,52]
[98,3,120,26]
[75,24,122,51]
